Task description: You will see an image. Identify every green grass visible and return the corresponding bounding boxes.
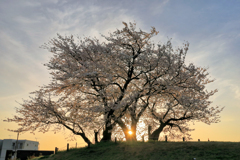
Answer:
[33,141,240,160]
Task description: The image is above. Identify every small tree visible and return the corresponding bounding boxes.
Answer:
[5,22,223,144]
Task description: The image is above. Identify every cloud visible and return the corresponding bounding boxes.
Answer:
[0,0,141,101]
[149,0,170,15]
[230,84,240,100]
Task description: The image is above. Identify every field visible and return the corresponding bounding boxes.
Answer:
[33,141,240,160]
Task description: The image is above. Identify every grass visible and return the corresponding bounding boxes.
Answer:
[32,141,240,160]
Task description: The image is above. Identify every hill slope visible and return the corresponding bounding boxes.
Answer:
[37,141,240,160]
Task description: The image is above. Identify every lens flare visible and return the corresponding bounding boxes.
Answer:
[128,131,132,135]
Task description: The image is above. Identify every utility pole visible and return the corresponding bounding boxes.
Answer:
[35,137,40,149]
[14,132,20,160]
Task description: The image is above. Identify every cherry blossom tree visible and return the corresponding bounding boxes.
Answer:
[5,22,223,144]
[148,89,224,141]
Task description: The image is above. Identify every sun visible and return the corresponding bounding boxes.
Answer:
[128,130,133,135]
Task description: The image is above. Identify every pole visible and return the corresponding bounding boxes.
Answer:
[148,126,152,140]
[67,143,69,151]
[14,132,20,159]
[55,147,58,154]
[94,130,99,144]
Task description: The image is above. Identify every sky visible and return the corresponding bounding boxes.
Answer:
[0,0,240,150]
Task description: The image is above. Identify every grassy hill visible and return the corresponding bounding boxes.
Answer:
[34,141,240,160]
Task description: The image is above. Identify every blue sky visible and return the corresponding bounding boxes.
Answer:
[0,0,240,149]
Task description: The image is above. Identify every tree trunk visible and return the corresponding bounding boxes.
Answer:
[80,132,92,145]
[118,119,137,141]
[149,123,166,141]
[117,117,138,141]
[101,123,112,142]
[130,119,137,141]
[123,128,131,141]
[116,119,131,141]
[62,124,92,146]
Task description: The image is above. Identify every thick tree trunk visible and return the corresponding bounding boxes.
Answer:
[117,118,138,141]
[116,119,131,141]
[123,128,131,141]
[130,120,137,141]
[101,123,112,142]
[149,123,166,141]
